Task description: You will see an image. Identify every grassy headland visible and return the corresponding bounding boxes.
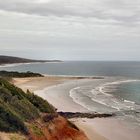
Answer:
[0,76,89,140]
[0,55,61,65]
[0,78,55,133]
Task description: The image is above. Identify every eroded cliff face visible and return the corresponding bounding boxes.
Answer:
[29,115,88,140]
[0,115,88,140]
[0,78,88,140]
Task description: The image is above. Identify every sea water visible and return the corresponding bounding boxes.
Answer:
[1,61,140,127]
[1,61,140,78]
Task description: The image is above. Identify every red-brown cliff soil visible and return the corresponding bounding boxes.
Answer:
[29,114,88,140]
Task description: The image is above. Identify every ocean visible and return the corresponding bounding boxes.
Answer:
[1,61,140,78]
[0,61,140,127]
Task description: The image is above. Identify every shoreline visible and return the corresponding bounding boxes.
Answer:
[0,62,44,68]
[13,76,140,140]
[0,61,62,68]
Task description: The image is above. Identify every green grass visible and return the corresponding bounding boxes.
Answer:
[9,133,27,140]
[0,99,28,134]
[0,78,55,134]
[29,124,44,137]
[25,90,55,113]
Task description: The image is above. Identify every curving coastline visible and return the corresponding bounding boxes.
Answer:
[13,76,140,140]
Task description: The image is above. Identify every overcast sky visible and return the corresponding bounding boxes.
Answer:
[0,0,140,60]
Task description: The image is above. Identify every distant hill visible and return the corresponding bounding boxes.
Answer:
[0,55,61,65]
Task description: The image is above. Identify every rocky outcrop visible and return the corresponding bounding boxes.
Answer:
[58,112,114,119]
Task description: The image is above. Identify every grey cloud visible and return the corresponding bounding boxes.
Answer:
[0,0,140,23]
[0,0,140,61]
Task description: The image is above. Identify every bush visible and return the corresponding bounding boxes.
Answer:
[25,90,55,113]
[0,78,40,120]
[0,71,43,78]
[0,99,28,134]
[0,78,56,134]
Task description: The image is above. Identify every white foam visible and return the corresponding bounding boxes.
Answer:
[91,80,140,110]
[98,79,140,96]
[69,87,93,111]
[98,86,113,97]
[0,63,24,68]
[0,62,47,68]
[103,79,140,86]
[124,100,135,104]
[69,79,140,113]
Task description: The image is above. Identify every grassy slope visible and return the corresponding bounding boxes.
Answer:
[0,78,88,140]
[0,78,55,134]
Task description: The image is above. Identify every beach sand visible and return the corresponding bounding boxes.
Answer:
[72,118,140,140]
[13,76,140,140]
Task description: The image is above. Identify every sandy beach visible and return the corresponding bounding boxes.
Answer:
[14,76,140,140]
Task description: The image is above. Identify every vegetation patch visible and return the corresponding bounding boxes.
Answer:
[0,78,55,135]
[29,124,44,137]
[26,90,56,113]
[0,71,43,78]
[0,99,28,134]
[9,133,27,140]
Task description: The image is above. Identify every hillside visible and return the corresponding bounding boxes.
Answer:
[0,78,89,140]
[0,78,55,132]
[0,55,61,65]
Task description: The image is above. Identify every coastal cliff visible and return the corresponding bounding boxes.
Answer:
[0,77,89,140]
